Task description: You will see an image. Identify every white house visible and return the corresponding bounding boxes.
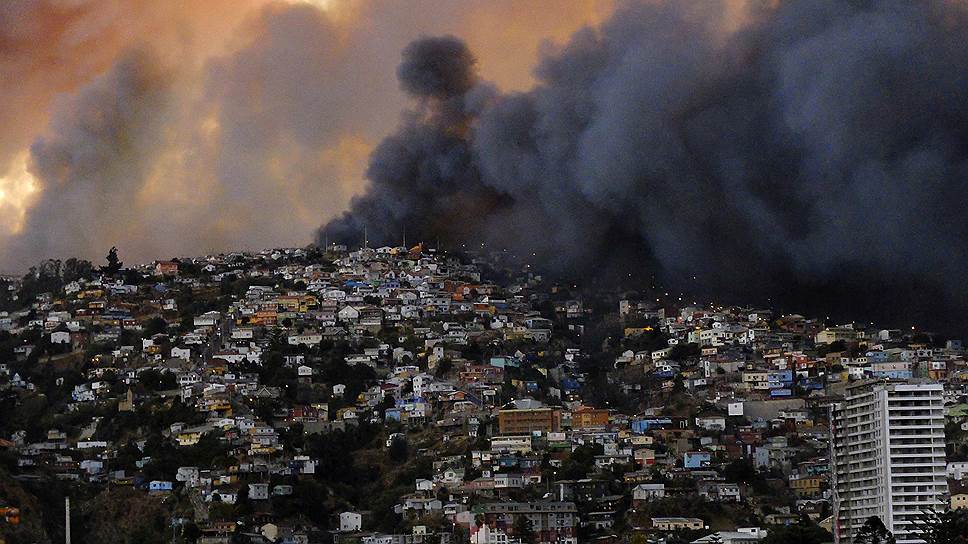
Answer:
[337,306,360,322]
[633,483,666,502]
[171,347,191,360]
[340,511,362,532]
[248,483,269,500]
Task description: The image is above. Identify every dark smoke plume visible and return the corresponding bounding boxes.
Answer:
[320,0,968,333]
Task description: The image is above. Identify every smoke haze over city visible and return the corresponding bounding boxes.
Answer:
[4,0,968,330]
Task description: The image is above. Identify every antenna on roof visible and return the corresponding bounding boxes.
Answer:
[403,226,407,249]
[363,224,369,249]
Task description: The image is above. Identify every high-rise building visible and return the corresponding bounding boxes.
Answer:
[830,380,948,544]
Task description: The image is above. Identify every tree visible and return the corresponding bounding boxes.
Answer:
[759,517,833,544]
[103,246,123,275]
[558,443,604,480]
[911,509,968,544]
[388,435,409,462]
[143,317,168,337]
[855,516,895,544]
[63,257,94,283]
[512,514,536,544]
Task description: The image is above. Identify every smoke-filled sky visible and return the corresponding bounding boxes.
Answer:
[0,0,612,268]
[6,0,968,331]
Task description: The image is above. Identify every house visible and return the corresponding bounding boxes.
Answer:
[148,480,173,492]
[633,448,656,466]
[472,502,578,544]
[632,483,666,505]
[155,261,179,277]
[340,511,362,532]
[789,475,823,498]
[207,490,238,504]
[176,466,200,485]
[248,483,269,500]
[337,306,361,322]
[684,451,711,469]
[698,481,741,502]
[653,518,705,531]
[695,416,726,431]
[194,311,221,327]
[951,493,968,510]
[692,528,768,544]
[470,523,512,544]
[171,347,191,360]
[272,485,293,496]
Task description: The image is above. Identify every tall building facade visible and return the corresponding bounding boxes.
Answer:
[830,380,948,544]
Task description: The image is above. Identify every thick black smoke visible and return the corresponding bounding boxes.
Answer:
[321,1,968,333]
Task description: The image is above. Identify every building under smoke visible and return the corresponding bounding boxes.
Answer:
[320,0,968,333]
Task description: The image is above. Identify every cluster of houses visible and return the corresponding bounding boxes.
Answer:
[3,244,968,544]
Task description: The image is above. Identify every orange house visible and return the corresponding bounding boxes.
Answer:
[571,406,610,429]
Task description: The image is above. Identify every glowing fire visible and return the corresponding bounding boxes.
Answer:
[0,151,40,235]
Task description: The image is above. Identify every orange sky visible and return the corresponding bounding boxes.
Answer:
[0,0,615,268]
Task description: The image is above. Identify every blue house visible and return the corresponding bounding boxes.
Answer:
[149,480,173,492]
[800,379,824,391]
[684,451,711,469]
[561,378,581,393]
[866,351,888,362]
[489,357,520,369]
[631,417,677,434]
[871,369,913,380]
[768,370,793,388]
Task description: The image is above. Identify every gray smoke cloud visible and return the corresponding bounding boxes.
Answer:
[10,48,174,261]
[0,0,606,270]
[321,0,968,331]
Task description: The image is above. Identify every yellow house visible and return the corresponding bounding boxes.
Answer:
[176,431,202,447]
[790,476,823,497]
[274,294,317,313]
[951,493,968,510]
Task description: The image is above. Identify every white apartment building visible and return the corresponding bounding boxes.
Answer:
[830,380,948,544]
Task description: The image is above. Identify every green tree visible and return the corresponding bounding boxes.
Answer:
[855,517,895,544]
[143,317,168,337]
[759,518,833,544]
[63,257,94,283]
[911,509,968,544]
[103,246,123,275]
[512,514,536,544]
[388,435,409,462]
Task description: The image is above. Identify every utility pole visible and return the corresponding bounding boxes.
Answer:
[65,496,71,544]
